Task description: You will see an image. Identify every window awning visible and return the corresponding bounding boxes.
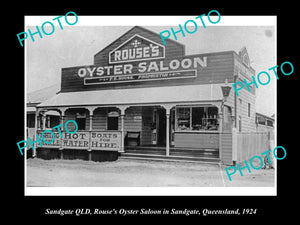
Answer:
[27,106,36,112]
[37,84,225,108]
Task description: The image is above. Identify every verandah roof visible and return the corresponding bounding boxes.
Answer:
[37,84,225,108]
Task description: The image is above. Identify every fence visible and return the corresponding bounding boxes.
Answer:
[232,128,270,163]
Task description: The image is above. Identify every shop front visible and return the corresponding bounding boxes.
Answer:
[35,26,256,163]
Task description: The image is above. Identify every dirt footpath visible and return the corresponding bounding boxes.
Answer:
[26,158,275,187]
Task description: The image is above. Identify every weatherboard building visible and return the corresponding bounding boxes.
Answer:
[34,26,263,164]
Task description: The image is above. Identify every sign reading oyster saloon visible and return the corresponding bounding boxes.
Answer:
[77,34,207,85]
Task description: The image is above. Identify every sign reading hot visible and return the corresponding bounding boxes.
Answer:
[109,34,165,64]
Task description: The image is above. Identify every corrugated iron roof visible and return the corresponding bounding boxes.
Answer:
[37,84,224,108]
[27,84,60,104]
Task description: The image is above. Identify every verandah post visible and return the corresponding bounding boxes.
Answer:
[33,108,40,157]
[59,107,67,159]
[166,113,170,156]
[163,104,173,157]
[59,113,64,159]
[87,107,96,161]
[88,114,93,161]
[118,106,127,153]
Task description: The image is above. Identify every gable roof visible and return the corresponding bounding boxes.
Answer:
[93,26,185,60]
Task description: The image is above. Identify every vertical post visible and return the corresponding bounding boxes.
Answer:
[89,114,93,131]
[119,106,126,153]
[33,108,39,157]
[232,127,237,164]
[164,105,172,157]
[120,114,125,153]
[166,113,170,156]
[42,114,46,130]
[218,108,223,161]
[88,112,93,161]
[59,108,66,159]
[86,107,96,161]
[219,104,224,133]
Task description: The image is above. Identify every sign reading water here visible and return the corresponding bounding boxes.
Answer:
[77,34,207,85]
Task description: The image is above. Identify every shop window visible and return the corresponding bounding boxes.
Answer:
[266,119,273,127]
[177,107,190,130]
[176,106,219,131]
[257,116,266,125]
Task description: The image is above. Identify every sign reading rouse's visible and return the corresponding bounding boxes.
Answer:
[77,34,207,85]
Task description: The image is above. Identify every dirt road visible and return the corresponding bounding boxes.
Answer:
[26,158,275,188]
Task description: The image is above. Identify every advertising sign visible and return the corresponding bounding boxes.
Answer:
[76,34,207,86]
[90,131,121,151]
[62,131,89,149]
[36,130,121,151]
[36,130,61,148]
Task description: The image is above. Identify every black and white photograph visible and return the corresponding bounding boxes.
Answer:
[14,8,298,219]
[24,15,277,195]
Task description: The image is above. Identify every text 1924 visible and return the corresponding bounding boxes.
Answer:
[242,208,257,215]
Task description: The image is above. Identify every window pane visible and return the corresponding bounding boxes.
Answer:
[205,107,218,130]
[176,106,219,131]
[177,107,190,130]
[266,120,273,127]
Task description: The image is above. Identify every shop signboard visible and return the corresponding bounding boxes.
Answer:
[90,131,121,151]
[76,34,207,85]
[36,130,121,151]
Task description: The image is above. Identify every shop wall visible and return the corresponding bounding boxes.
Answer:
[141,107,153,146]
[124,106,142,134]
[92,108,107,130]
[235,80,256,132]
[223,106,233,132]
[174,132,219,149]
[220,132,233,165]
[234,54,256,132]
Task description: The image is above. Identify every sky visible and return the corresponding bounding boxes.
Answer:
[26,16,276,116]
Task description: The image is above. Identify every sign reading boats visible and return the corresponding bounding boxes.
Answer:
[77,34,207,85]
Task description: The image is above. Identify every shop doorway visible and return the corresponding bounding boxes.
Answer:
[157,108,166,146]
[107,110,119,130]
[107,117,118,130]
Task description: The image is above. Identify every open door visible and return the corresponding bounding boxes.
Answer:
[157,108,166,146]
